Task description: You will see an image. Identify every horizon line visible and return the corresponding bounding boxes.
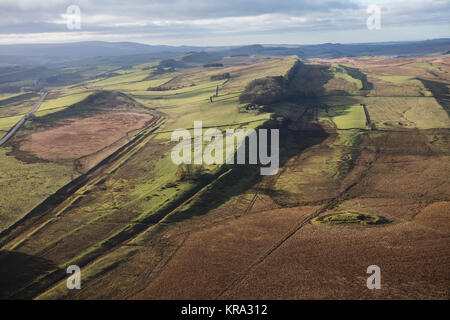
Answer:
[1,37,449,48]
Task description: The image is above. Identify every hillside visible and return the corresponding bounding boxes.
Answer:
[0,49,449,299]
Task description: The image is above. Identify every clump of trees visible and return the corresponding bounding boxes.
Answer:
[152,66,176,75]
[176,164,205,181]
[204,63,224,67]
[239,76,289,105]
[0,85,21,93]
[147,86,168,91]
[238,60,317,105]
[210,73,230,81]
[91,72,121,79]
[158,59,186,68]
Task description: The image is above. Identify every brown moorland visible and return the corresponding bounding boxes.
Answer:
[19,112,152,161]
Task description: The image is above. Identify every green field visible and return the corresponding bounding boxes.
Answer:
[319,104,367,129]
[329,64,363,91]
[38,92,93,112]
[0,147,77,231]
[0,115,23,131]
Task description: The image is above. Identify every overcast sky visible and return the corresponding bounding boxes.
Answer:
[0,0,449,45]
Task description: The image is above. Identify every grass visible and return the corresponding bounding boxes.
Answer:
[1,90,95,125]
[100,77,172,91]
[370,74,416,84]
[330,130,362,182]
[86,70,154,87]
[319,104,367,129]
[0,115,23,131]
[321,95,450,129]
[38,92,93,112]
[362,96,449,129]
[330,64,363,90]
[312,211,389,226]
[0,148,77,232]
[0,92,34,102]
[128,149,198,214]
[368,74,433,96]
[0,94,40,118]
[33,107,67,117]
[412,62,445,74]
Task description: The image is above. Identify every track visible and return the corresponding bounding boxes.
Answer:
[0,91,48,146]
[214,180,359,299]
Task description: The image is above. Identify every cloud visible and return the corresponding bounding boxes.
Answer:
[0,0,448,45]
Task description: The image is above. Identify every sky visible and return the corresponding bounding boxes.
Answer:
[0,0,449,46]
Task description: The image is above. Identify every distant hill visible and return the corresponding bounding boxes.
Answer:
[220,39,450,58]
[0,41,202,57]
[181,51,222,64]
[0,41,202,65]
[220,44,304,57]
[0,39,449,66]
[296,39,450,58]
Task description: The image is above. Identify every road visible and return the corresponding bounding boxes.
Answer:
[0,91,48,146]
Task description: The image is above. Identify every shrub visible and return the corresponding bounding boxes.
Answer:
[176,164,205,181]
[204,63,224,67]
[239,76,288,105]
[210,73,230,81]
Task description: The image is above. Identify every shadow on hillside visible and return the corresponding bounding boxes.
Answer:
[289,64,333,97]
[341,66,374,90]
[0,92,37,107]
[163,119,329,224]
[0,250,61,299]
[419,78,450,117]
[290,64,373,97]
